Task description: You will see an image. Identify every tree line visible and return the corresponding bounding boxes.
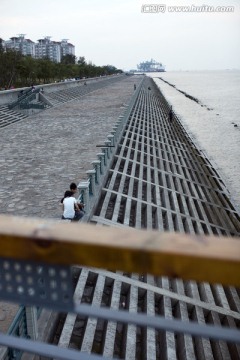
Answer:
[0,39,122,90]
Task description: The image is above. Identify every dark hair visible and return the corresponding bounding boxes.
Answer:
[70,182,77,191]
[64,190,73,198]
[61,190,73,203]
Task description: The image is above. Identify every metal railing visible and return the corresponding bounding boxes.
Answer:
[4,307,27,360]
[8,88,33,110]
[0,215,239,360]
[7,88,46,111]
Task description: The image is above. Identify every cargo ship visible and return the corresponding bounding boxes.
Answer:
[130,59,165,73]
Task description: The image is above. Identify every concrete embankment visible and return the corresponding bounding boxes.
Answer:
[0,75,118,106]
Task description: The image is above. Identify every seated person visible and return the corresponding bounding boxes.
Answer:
[61,191,82,221]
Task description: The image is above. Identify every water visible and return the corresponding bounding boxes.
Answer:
[150,70,240,212]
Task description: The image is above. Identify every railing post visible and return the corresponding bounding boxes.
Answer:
[77,180,90,214]
[101,148,107,166]
[107,134,115,149]
[104,140,112,158]
[86,170,96,196]
[25,306,38,340]
[97,153,105,174]
[92,160,101,184]
[115,117,124,135]
[110,129,116,139]
[112,126,119,141]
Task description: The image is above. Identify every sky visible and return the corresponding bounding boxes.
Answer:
[0,0,240,71]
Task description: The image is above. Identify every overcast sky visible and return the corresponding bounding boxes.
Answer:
[0,0,239,71]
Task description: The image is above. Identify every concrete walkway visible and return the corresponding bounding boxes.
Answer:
[0,75,142,221]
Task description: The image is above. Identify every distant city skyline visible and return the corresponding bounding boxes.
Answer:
[0,0,239,71]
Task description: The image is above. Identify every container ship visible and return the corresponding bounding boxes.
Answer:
[131,58,165,73]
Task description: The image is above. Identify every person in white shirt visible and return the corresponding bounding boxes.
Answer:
[70,182,85,214]
[61,191,81,221]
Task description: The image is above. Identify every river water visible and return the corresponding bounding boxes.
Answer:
[150,70,240,213]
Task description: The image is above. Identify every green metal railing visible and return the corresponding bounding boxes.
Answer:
[5,307,27,360]
[8,89,32,110]
[8,88,45,111]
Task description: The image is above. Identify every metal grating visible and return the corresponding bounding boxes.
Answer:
[53,77,240,359]
[0,105,28,128]
[91,78,240,236]
[55,267,240,359]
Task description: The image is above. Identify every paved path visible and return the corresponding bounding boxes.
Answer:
[0,76,142,221]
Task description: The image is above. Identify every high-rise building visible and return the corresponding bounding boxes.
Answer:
[3,35,75,63]
[4,34,35,57]
[60,39,75,58]
[35,37,61,63]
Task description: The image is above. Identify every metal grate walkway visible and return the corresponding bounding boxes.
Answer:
[0,105,28,128]
[91,78,240,236]
[53,77,240,359]
[55,266,240,359]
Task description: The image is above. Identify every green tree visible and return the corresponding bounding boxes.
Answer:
[17,55,37,85]
[61,54,76,65]
[0,49,22,88]
[35,58,54,83]
[0,49,122,88]
[102,65,118,75]
[0,38,3,53]
[77,56,86,65]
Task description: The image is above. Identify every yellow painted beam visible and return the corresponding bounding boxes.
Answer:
[0,215,239,286]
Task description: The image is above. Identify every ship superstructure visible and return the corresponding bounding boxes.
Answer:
[137,58,165,72]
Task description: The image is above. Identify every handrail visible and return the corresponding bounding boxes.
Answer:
[8,88,32,109]
[0,214,240,359]
[0,214,239,287]
[7,88,41,111]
